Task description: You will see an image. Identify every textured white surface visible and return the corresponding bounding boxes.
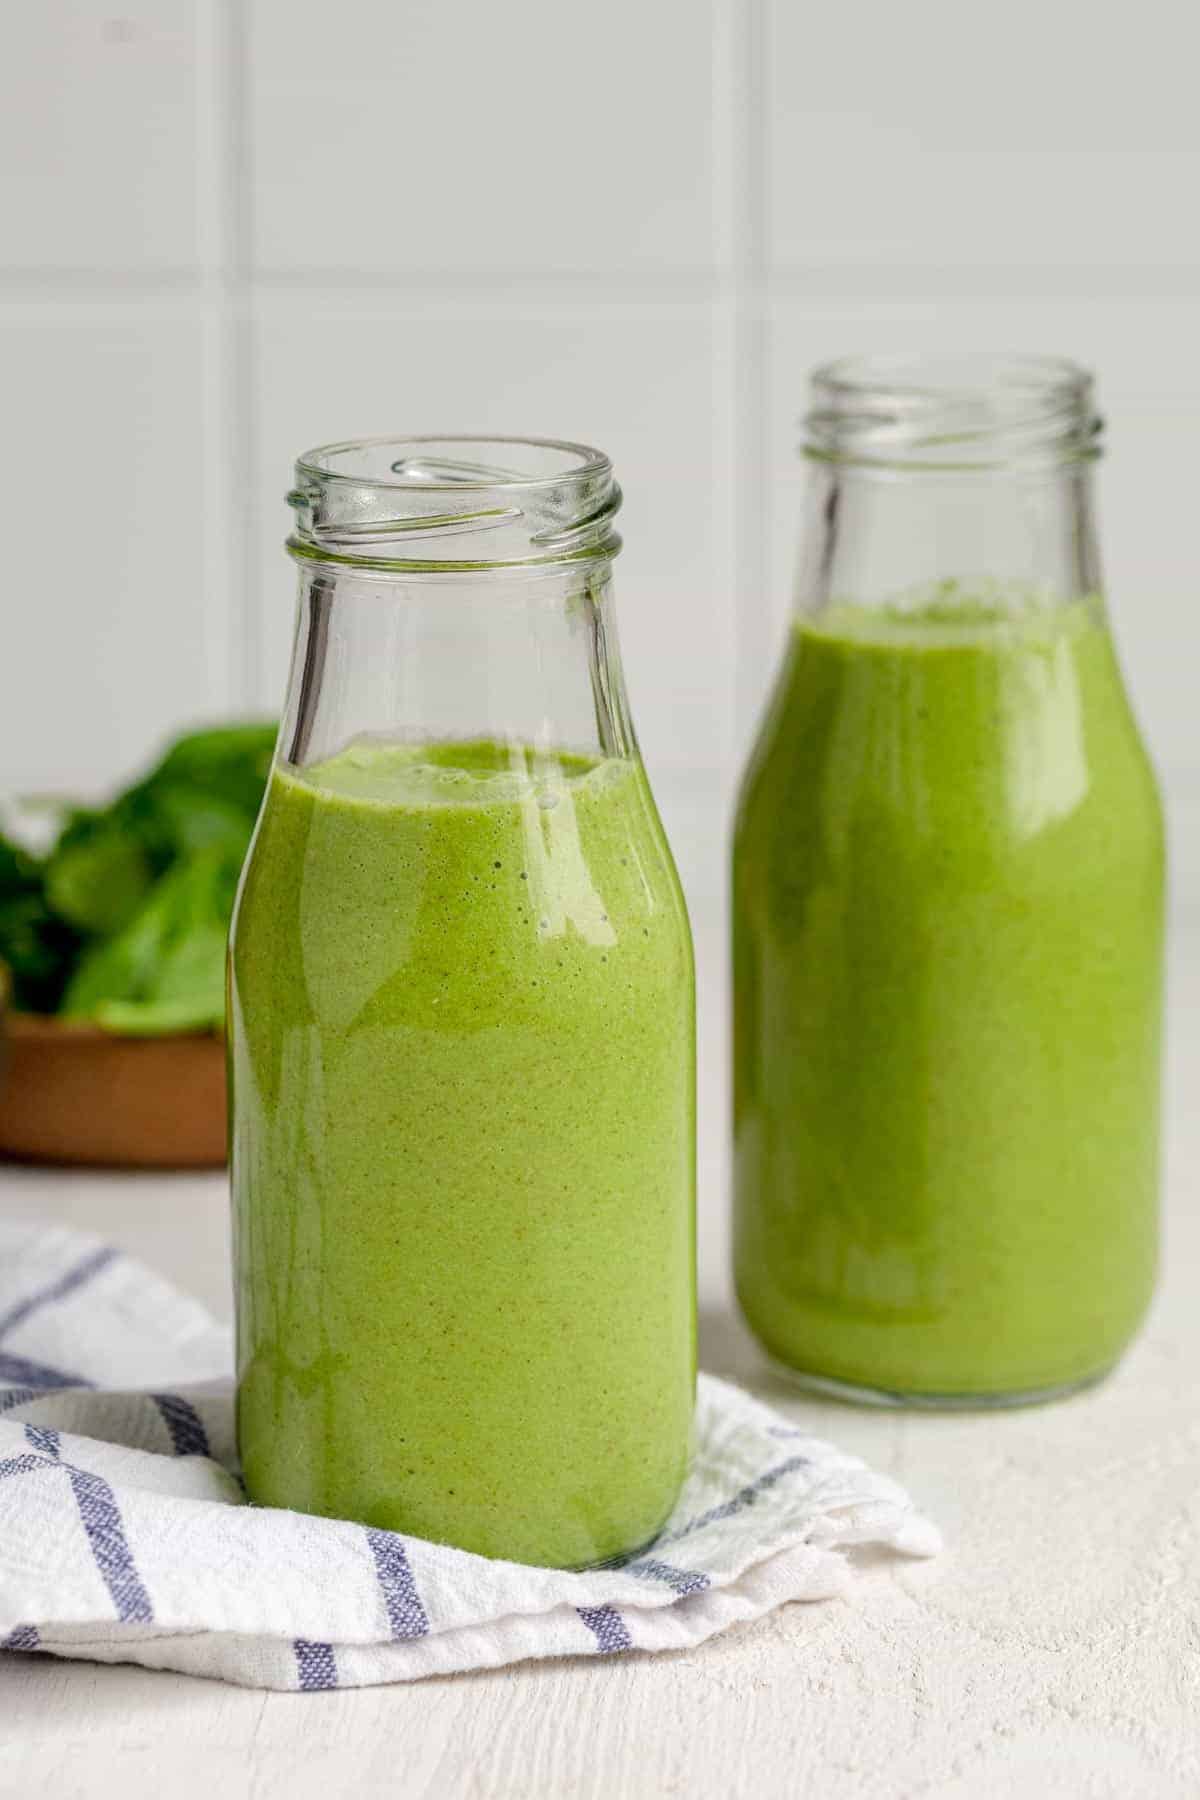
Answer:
[0,922,1196,1798]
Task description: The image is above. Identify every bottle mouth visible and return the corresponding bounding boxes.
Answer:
[804,353,1102,471]
[288,435,622,571]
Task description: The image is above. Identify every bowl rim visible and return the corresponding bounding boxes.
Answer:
[4,1011,223,1046]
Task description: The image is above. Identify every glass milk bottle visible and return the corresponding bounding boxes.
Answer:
[230,437,696,1563]
[733,357,1165,1406]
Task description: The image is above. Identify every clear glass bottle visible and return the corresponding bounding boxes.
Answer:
[230,437,696,1564]
[733,356,1165,1406]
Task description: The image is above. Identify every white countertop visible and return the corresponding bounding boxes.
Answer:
[3,922,1198,1800]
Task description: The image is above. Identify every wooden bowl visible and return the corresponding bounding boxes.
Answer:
[0,1012,227,1169]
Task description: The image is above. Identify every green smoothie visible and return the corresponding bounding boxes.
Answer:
[230,739,695,1566]
[733,592,1164,1399]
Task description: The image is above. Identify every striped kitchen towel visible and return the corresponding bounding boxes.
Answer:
[0,1220,940,1691]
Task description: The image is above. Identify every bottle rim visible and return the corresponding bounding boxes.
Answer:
[804,352,1103,472]
[287,434,622,572]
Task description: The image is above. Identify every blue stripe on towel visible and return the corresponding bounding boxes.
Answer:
[0,1453,47,1480]
[626,1557,711,1597]
[151,1393,211,1458]
[577,1605,633,1654]
[665,1455,813,1543]
[366,1529,429,1640]
[22,1421,153,1625]
[0,1388,39,1414]
[0,1246,116,1342]
[0,1351,91,1391]
[294,1639,338,1689]
[65,1465,154,1624]
[23,1423,61,1460]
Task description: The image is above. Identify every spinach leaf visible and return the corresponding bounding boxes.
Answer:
[139,723,277,825]
[61,846,241,1034]
[0,719,275,1029]
[45,828,154,936]
[0,834,82,1011]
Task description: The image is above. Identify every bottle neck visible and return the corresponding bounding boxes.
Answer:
[281,560,635,770]
[796,352,1104,617]
[794,460,1103,618]
[278,434,635,771]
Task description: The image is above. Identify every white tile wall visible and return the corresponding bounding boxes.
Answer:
[0,306,221,794]
[767,1,1200,279]
[249,0,718,279]
[0,5,203,275]
[3,0,1198,911]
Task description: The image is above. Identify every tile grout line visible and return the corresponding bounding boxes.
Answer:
[193,0,234,720]
[709,0,741,801]
[698,0,746,1209]
[727,0,772,759]
[195,0,258,717]
[4,265,1200,307]
[222,0,259,714]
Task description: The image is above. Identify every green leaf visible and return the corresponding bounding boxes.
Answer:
[140,722,277,822]
[90,996,222,1037]
[147,920,227,1022]
[0,830,80,1010]
[0,832,43,899]
[60,847,240,1034]
[3,720,273,1028]
[45,829,154,936]
[0,891,81,1013]
[60,886,173,1017]
[147,789,255,860]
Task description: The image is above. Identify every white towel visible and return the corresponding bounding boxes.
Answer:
[0,1219,940,1691]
